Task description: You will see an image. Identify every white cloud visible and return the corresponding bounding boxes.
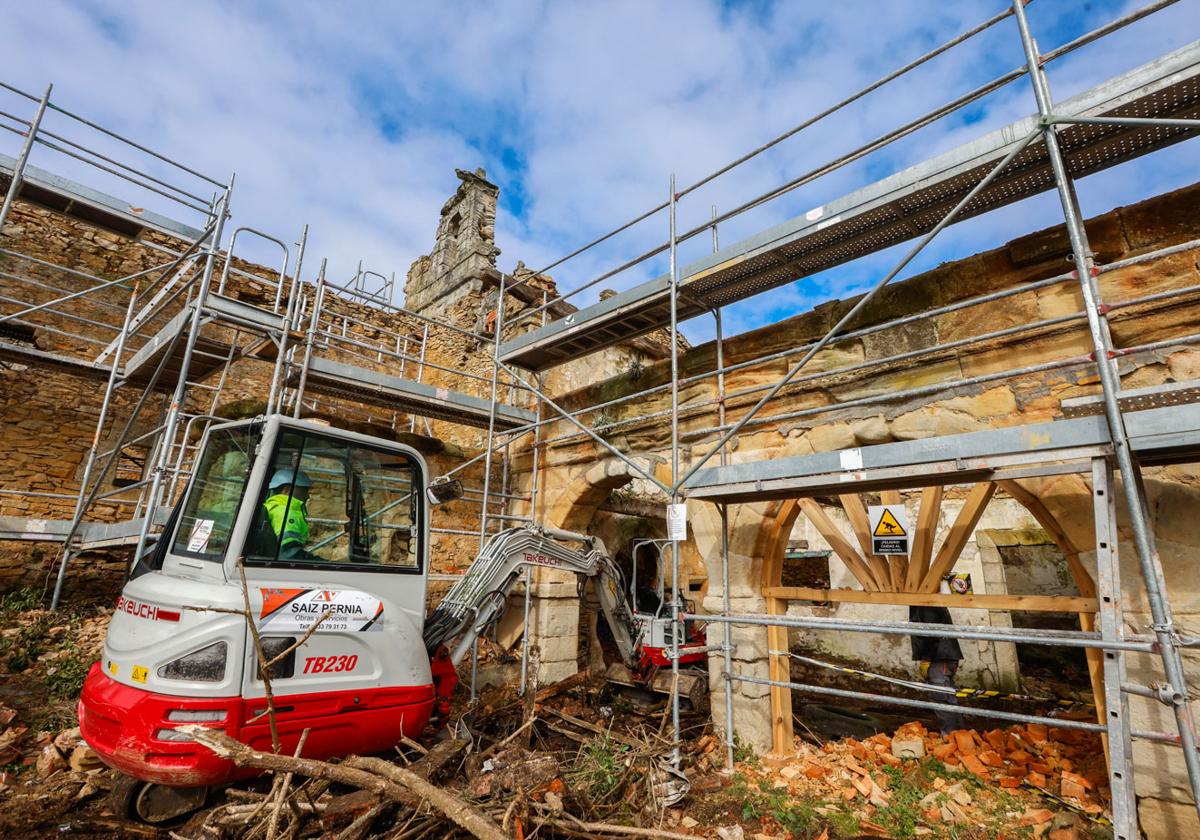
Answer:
[2,0,1197,344]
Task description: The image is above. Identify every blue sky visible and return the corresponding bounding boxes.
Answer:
[1,1,1197,344]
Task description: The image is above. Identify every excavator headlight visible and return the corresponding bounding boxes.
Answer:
[166,709,226,722]
[158,642,228,682]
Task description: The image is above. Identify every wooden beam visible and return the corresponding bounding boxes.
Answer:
[798,498,881,591]
[764,586,1098,614]
[906,485,943,593]
[761,500,797,592]
[919,482,997,593]
[839,494,892,590]
[767,596,794,755]
[880,490,907,591]
[997,479,1095,597]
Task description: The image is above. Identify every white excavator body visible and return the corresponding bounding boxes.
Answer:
[79,413,705,814]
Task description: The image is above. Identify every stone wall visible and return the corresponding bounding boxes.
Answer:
[516,180,1200,828]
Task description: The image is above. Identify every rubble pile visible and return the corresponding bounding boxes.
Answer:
[736,720,1110,838]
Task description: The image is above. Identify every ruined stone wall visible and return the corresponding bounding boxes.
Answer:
[517,181,1200,826]
[0,196,493,591]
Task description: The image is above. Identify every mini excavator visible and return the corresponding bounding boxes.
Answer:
[78,414,706,821]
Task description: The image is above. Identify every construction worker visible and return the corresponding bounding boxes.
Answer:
[910,605,965,733]
[264,468,317,560]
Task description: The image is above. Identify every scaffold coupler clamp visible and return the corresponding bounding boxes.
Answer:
[1152,682,1185,707]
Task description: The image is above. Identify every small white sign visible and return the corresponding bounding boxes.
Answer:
[839,448,863,471]
[258,588,384,633]
[666,503,688,542]
[867,504,910,556]
[187,518,215,552]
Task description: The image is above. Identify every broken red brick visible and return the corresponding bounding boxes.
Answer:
[960,754,989,777]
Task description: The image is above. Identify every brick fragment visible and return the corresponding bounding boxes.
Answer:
[960,754,988,777]
[951,730,977,756]
[979,749,1004,768]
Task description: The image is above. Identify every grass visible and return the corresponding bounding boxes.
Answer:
[0,586,94,728]
[569,733,631,802]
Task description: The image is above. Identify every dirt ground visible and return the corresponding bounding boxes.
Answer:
[0,591,1114,839]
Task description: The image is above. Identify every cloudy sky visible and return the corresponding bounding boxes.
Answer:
[1,1,1197,343]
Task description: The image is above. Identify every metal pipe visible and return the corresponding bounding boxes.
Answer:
[667,175,683,768]
[292,261,325,418]
[266,225,306,413]
[128,184,233,579]
[1011,0,1200,813]
[732,674,1116,735]
[506,4,1018,314]
[0,246,210,326]
[0,83,51,234]
[47,283,138,605]
[675,128,1041,492]
[692,611,1155,652]
[1050,115,1200,130]
[25,134,210,214]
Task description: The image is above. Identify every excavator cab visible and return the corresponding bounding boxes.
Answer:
[627,539,707,670]
[79,415,443,818]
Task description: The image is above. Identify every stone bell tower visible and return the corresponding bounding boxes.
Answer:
[403,168,501,321]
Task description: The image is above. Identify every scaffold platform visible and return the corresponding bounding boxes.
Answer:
[0,153,208,242]
[119,293,289,386]
[500,40,1200,370]
[291,355,535,431]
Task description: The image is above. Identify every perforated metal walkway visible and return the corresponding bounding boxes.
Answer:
[500,41,1200,371]
[292,356,536,431]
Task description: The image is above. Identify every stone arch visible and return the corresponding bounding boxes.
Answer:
[545,454,663,533]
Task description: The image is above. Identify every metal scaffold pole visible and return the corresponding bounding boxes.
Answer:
[668,174,683,768]
[711,205,736,773]
[127,182,233,576]
[1010,0,1200,816]
[0,83,50,233]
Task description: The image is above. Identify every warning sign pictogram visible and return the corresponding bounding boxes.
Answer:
[872,508,906,538]
[867,504,911,556]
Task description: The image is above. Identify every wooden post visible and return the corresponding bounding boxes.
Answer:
[798,498,881,590]
[839,494,892,590]
[919,482,996,593]
[906,485,943,592]
[767,595,793,755]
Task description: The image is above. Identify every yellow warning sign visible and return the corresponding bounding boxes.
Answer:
[868,504,910,555]
[873,508,906,537]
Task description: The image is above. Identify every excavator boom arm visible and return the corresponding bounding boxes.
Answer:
[423,525,640,668]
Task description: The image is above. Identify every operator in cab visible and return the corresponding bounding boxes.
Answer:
[264,468,319,561]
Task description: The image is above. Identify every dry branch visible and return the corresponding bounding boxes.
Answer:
[180,726,507,840]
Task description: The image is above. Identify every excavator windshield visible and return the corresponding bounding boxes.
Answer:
[171,423,260,560]
[244,427,422,572]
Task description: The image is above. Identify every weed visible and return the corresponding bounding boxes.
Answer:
[872,764,927,838]
[0,587,43,613]
[825,807,863,838]
[569,734,630,801]
[732,733,760,768]
[46,650,90,700]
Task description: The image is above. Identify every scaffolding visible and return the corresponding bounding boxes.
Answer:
[0,80,536,614]
[469,2,1200,836]
[0,1,1197,834]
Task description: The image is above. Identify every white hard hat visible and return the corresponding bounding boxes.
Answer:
[269,468,313,490]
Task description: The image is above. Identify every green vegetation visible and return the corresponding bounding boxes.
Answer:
[569,733,631,802]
